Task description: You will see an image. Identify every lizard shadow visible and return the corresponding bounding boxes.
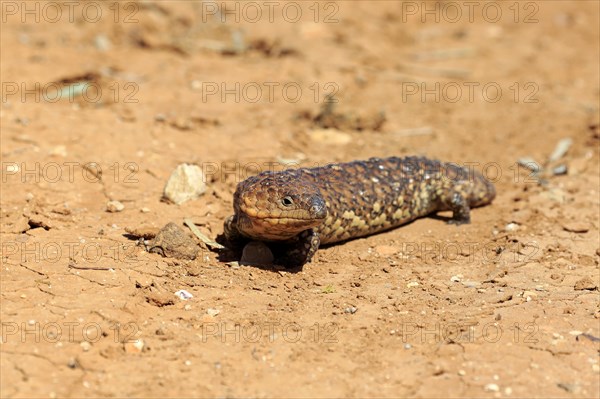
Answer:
[214,233,305,273]
[214,214,460,273]
[429,214,455,223]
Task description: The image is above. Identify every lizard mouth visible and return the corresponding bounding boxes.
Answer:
[240,208,326,223]
[260,216,325,225]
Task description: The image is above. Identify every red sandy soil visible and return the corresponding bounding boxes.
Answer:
[1,1,599,397]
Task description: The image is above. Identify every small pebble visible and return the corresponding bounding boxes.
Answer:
[106,200,124,213]
[552,164,567,175]
[450,275,462,283]
[174,290,193,300]
[404,343,412,349]
[124,339,144,353]
[557,383,581,393]
[505,222,519,232]
[206,308,220,317]
[171,117,192,130]
[67,358,79,369]
[227,261,241,269]
[574,276,597,291]
[94,34,111,51]
[562,222,589,233]
[358,251,371,261]
[49,145,67,157]
[140,207,150,213]
[133,339,144,351]
[407,281,419,288]
[484,383,499,392]
[344,307,357,314]
[80,341,92,352]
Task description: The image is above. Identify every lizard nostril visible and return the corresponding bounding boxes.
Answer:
[310,196,327,219]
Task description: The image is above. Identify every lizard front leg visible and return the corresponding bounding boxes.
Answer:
[442,187,471,225]
[276,229,321,268]
[223,215,248,247]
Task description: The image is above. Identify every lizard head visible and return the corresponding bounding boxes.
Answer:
[232,170,327,241]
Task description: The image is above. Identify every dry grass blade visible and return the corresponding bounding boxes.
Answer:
[184,218,225,250]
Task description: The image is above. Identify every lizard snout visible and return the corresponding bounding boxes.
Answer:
[309,196,327,219]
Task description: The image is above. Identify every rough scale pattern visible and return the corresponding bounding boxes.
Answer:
[224,156,496,266]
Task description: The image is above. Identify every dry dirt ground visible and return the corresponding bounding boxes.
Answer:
[1,1,599,397]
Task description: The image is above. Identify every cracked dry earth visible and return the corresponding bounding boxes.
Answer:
[1,1,599,398]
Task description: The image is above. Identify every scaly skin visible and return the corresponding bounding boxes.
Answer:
[224,156,496,267]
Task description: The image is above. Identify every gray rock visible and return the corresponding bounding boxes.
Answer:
[149,222,199,260]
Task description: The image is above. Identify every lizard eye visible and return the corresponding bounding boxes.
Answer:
[281,196,293,207]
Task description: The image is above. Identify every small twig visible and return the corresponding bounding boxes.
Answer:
[548,138,573,163]
[68,262,114,271]
[394,126,434,137]
[577,333,600,343]
[184,218,225,250]
[82,162,102,181]
[517,157,542,173]
[411,47,474,61]
[398,63,471,79]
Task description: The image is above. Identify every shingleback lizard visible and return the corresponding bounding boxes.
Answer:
[224,156,496,266]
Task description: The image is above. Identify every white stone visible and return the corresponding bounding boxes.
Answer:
[163,164,206,205]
